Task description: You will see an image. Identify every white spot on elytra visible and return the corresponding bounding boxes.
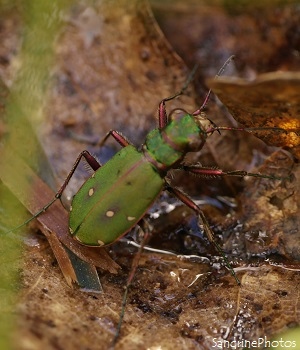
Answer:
[92,173,95,178]
[127,216,136,221]
[70,205,73,212]
[97,240,105,246]
[69,227,74,234]
[89,188,94,196]
[106,210,115,217]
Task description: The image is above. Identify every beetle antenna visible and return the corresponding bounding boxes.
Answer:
[208,125,299,134]
[161,62,200,104]
[192,55,235,115]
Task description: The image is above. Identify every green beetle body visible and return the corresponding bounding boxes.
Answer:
[69,112,212,246]
[69,145,164,246]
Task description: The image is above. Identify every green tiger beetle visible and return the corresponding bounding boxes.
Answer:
[5,56,294,346]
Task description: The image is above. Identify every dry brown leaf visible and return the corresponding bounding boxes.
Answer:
[207,72,300,160]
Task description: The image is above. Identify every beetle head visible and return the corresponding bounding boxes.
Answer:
[193,111,217,136]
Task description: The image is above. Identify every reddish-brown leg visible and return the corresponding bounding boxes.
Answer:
[96,129,131,148]
[181,165,285,181]
[165,184,240,285]
[111,219,152,347]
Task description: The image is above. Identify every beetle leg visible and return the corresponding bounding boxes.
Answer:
[55,150,101,198]
[71,129,132,148]
[96,130,132,148]
[112,219,152,347]
[36,150,101,208]
[157,64,201,129]
[5,150,102,235]
[126,220,152,287]
[165,184,240,285]
[181,165,286,181]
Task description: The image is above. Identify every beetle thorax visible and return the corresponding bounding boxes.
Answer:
[143,112,209,171]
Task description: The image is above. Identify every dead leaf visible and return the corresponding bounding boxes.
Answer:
[227,150,300,261]
[207,72,300,160]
